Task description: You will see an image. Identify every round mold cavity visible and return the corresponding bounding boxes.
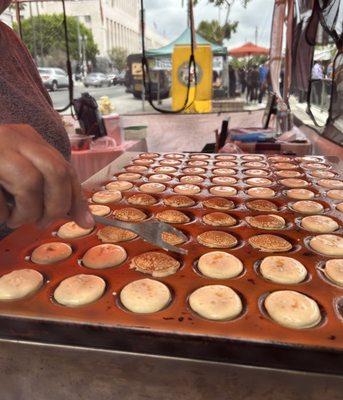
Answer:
[25,242,75,265]
[192,255,246,280]
[303,235,343,259]
[316,260,343,289]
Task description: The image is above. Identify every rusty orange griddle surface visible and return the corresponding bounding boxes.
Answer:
[0,153,343,367]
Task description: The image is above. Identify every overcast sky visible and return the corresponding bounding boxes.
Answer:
[144,0,274,49]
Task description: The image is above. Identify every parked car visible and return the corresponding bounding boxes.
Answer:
[107,72,118,85]
[116,71,126,85]
[83,73,112,88]
[38,67,69,91]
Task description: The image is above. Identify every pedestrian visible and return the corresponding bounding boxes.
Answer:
[228,65,236,97]
[258,62,269,103]
[311,60,324,105]
[239,67,247,94]
[250,65,260,103]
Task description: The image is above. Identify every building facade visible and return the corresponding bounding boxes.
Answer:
[21,0,167,57]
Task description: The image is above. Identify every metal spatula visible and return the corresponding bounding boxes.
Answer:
[94,215,188,255]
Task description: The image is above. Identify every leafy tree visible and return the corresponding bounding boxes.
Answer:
[13,14,98,64]
[197,20,237,44]
[108,47,128,72]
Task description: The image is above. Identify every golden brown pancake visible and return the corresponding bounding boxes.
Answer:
[302,162,329,170]
[244,169,269,177]
[105,180,133,191]
[317,179,343,189]
[117,172,142,181]
[154,166,177,174]
[0,269,43,300]
[89,204,111,216]
[57,221,93,239]
[212,168,236,176]
[209,186,237,197]
[31,242,72,264]
[242,155,265,161]
[246,177,272,186]
[337,203,343,212]
[164,153,184,159]
[309,234,343,256]
[148,174,172,183]
[214,161,237,168]
[291,200,324,214]
[92,190,122,204]
[161,231,187,245]
[139,152,159,159]
[187,160,208,167]
[310,170,335,178]
[133,158,154,166]
[279,178,309,188]
[272,162,297,170]
[97,226,137,243]
[327,190,343,200]
[197,231,238,248]
[246,199,278,212]
[202,212,237,227]
[113,207,147,222]
[130,251,180,277]
[275,170,302,178]
[245,214,286,230]
[260,256,307,284]
[242,161,268,168]
[198,251,243,279]
[215,155,236,161]
[163,195,195,208]
[246,187,275,198]
[139,182,166,193]
[174,184,201,195]
[249,234,292,252]
[323,259,343,286]
[82,244,127,269]
[125,165,149,173]
[190,154,210,160]
[211,176,237,185]
[159,159,181,166]
[179,175,204,184]
[286,189,315,200]
[301,215,339,233]
[202,197,235,211]
[268,156,292,162]
[182,167,206,175]
[127,193,157,206]
[156,210,190,224]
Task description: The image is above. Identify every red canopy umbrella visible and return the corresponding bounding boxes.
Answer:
[229,42,269,58]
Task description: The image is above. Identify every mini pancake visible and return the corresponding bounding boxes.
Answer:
[310,234,343,256]
[214,161,237,168]
[242,161,268,168]
[174,184,201,195]
[246,199,278,212]
[182,167,206,175]
[249,234,292,252]
[139,182,166,193]
[260,256,307,284]
[161,231,187,246]
[212,176,237,185]
[92,190,122,204]
[291,200,324,214]
[127,193,157,206]
[105,180,133,191]
[317,179,343,189]
[337,203,343,212]
[139,152,159,159]
[246,177,272,186]
[203,212,237,227]
[310,170,335,178]
[279,178,309,188]
[148,174,172,183]
[156,210,190,224]
[216,155,236,161]
[189,285,242,321]
[82,244,127,269]
[245,214,286,230]
[117,172,142,181]
[209,186,237,197]
[272,162,297,170]
[164,195,195,208]
[323,259,343,286]
[242,155,265,161]
[54,274,105,307]
[190,154,210,160]
[154,166,177,174]
[198,251,243,279]
[180,175,204,184]
[120,278,171,313]
[296,156,321,163]
[133,158,154,166]
[286,188,315,200]
[97,226,137,243]
[187,160,208,167]
[125,165,149,173]
[327,189,343,200]
[202,197,235,211]
[246,187,275,198]
[275,170,302,178]
[197,231,238,248]
[164,153,184,159]
[244,169,269,177]
[57,221,93,239]
[130,251,180,277]
[0,269,43,300]
[113,207,147,222]
[302,162,329,170]
[31,242,72,264]
[212,168,236,176]
[268,156,292,163]
[160,159,181,166]
[265,290,321,329]
[89,204,111,216]
[301,215,339,233]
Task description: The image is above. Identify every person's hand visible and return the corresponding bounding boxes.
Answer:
[0,124,94,229]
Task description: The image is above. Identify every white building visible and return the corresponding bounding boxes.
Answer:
[21,0,167,57]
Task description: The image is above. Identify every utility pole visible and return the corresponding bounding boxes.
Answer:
[255,26,258,45]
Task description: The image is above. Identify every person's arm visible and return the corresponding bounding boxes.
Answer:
[0,124,94,229]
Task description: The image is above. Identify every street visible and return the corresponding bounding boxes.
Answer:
[49,84,171,114]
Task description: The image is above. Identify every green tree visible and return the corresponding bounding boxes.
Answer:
[197,20,238,44]
[14,14,98,64]
[108,47,128,72]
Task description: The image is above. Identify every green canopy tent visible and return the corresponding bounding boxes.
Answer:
[146,28,227,57]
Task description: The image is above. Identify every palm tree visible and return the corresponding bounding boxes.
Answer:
[197,19,238,45]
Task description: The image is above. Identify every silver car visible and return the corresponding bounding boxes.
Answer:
[84,73,112,88]
[38,68,69,91]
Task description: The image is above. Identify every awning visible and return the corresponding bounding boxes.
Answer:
[229,42,269,57]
